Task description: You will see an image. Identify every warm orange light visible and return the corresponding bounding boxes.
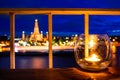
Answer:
[89,35,97,48]
[85,54,101,62]
[89,40,95,48]
[0,46,2,52]
[111,45,116,53]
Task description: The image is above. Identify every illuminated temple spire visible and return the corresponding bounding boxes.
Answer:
[22,31,25,41]
[30,19,43,41]
[33,19,40,34]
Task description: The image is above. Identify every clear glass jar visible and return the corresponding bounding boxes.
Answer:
[74,34,112,71]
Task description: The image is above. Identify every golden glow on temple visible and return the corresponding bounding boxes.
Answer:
[30,19,43,42]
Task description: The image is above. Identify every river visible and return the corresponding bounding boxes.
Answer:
[0,49,120,69]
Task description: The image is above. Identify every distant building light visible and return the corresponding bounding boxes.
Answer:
[22,31,25,33]
[41,31,43,34]
[35,19,38,22]
[115,37,117,39]
[15,47,18,52]
[15,43,19,46]
[23,42,27,46]
[53,36,56,40]
[66,37,69,39]
[75,34,78,37]
[112,39,115,42]
[15,38,21,41]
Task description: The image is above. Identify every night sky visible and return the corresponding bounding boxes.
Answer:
[0,0,120,36]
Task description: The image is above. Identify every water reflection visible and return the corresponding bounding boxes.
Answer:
[0,50,120,69]
[0,56,10,69]
[32,57,48,68]
[16,56,48,69]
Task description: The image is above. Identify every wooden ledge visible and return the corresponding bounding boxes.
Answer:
[0,67,120,80]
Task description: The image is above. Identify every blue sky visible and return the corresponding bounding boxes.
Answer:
[0,0,120,36]
[0,0,120,8]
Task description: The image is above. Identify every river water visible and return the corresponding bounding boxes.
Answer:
[0,50,120,69]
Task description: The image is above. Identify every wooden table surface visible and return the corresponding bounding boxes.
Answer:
[0,67,120,80]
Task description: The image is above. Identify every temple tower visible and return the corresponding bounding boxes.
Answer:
[30,19,43,42]
[22,31,25,41]
[46,32,48,40]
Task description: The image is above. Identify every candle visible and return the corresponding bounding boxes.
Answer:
[74,34,112,71]
[85,54,101,62]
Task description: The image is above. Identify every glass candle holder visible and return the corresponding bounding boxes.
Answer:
[74,34,112,71]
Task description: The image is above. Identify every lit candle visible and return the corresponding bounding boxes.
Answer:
[85,54,101,62]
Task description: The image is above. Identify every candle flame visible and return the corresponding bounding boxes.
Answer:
[85,54,101,62]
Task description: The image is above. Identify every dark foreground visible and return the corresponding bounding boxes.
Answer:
[0,50,120,80]
[0,67,120,80]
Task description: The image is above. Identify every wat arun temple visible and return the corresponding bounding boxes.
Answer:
[22,19,48,42]
[1,19,77,52]
[30,19,44,42]
[19,19,77,47]
[19,19,48,46]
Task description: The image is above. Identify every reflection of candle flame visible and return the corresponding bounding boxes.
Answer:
[85,54,101,62]
[89,35,97,48]
[89,40,95,48]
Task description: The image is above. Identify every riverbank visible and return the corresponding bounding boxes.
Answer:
[1,46,74,52]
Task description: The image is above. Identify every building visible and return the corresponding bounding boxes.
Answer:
[29,19,43,42]
[22,31,25,41]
